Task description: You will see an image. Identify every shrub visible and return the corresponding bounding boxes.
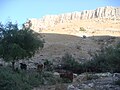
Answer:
[61,53,81,73]
[115,79,120,86]
[60,43,120,74]
[44,59,53,71]
[79,27,86,31]
[0,67,61,90]
[0,67,31,90]
[84,73,99,80]
[60,78,72,83]
[82,44,120,73]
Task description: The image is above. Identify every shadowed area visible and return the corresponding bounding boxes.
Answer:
[31,33,120,64]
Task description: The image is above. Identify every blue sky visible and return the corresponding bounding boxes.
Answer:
[0,0,120,26]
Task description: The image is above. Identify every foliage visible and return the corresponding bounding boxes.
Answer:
[0,67,31,90]
[0,22,44,69]
[61,53,80,73]
[115,79,120,86]
[60,78,72,83]
[61,43,120,74]
[79,27,86,31]
[84,73,99,80]
[0,67,61,90]
[44,59,53,71]
[82,44,120,73]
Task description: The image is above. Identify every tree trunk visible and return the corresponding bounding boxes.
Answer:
[12,61,15,70]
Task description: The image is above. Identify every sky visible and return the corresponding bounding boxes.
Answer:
[0,0,120,26]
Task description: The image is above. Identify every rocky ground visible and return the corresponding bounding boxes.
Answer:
[33,73,120,90]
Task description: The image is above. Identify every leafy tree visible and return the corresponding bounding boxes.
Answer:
[0,21,44,70]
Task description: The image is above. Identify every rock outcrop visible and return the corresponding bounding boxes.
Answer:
[41,6,120,22]
[67,73,120,90]
[33,73,120,90]
[27,6,120,31]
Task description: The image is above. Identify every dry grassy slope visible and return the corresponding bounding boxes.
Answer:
[31,19,120,63]
[41,19,120,36]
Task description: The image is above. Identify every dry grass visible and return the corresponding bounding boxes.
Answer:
[31,19,120,64]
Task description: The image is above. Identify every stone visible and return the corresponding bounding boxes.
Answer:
[24,6,120,32]
[67,85,81,90]
[53,72,60,78]
[88,83,94,87]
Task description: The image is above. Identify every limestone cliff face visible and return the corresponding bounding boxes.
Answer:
[27,6,120,31]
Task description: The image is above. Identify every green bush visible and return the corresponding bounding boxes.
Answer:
[82,44,120,73]
[59,43,120,74]
[0,67,60,90]
[62,53,83,74]
[0,67,31,90]
[61,53,80,73]
[115,79,120,86]
[60,78,72,83]
[79,27,86,31]
[44,59,53,71]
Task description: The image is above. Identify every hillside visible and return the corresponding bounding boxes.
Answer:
[24,6,120,63]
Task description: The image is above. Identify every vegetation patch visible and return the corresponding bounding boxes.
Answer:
[115,79,120,86]
[60,43,120,74]
[79,27,86,31]
[0,67,63,90]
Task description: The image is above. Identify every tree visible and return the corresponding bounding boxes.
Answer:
[0,21,44,70]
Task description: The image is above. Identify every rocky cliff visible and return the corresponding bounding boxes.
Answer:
[41,6,120,22]
[27,6,120,31]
